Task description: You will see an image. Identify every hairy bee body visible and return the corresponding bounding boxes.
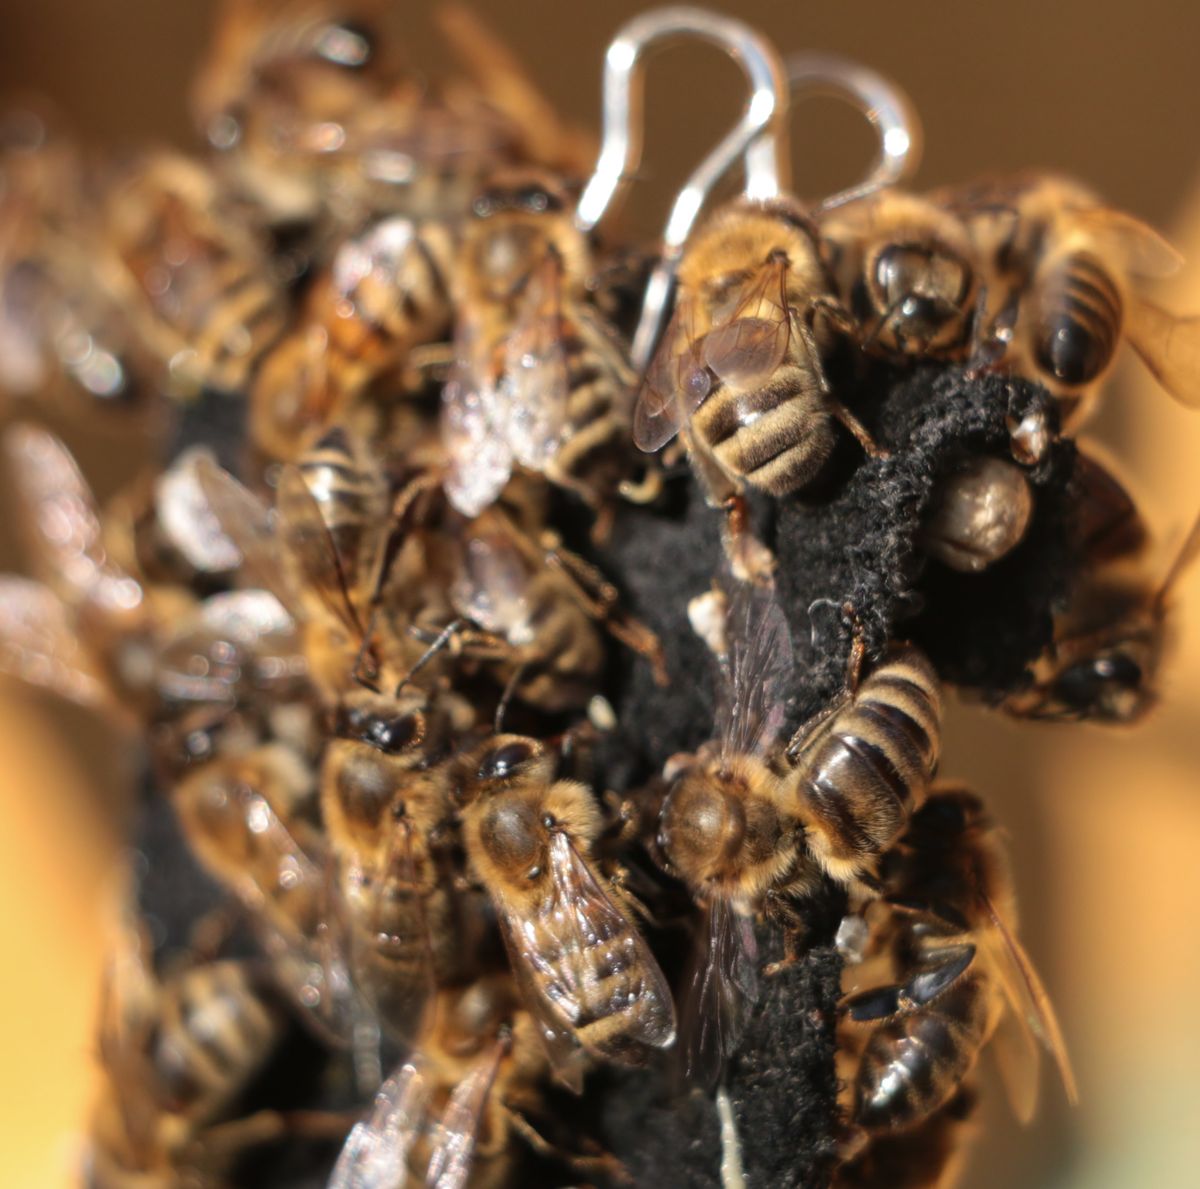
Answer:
[789,645,942,886]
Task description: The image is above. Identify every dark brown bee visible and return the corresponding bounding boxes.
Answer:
[946,174,1200,424]
[819,189,980,359]
[457,733,676,1088]
[785,641,943,890]
[1001,511,1200,723]
[839,789,1076,1141]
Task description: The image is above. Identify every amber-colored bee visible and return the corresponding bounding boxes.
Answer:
[321,686,483,1044]
[456,733,676,1088]
[920,455,1034,574]
[442,169,652,523]
[819,189,980,359]
[839,789,1076,1141]
[946,174,1200,424]
[249,215,456,461]
[97,151,289,396]
[1001,510,1200,723]
[87,925,290,1188]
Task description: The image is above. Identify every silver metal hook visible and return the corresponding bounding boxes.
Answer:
[783,51,922,212]
[575,7,790,371]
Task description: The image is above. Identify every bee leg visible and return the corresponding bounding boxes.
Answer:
[618,463,664,505]
[195,1108,356,1161]
[720,492,777,586]
[401,341,456,389]
[494,661,531,732]
[503,1108,633,1185]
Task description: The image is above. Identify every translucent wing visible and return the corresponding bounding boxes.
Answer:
[327,1059,431,1189]
[503,250,570,470]
[193,456,296,611]
[1075,207,1183,280]
[276,463,363,635]
[1125,298,1200,409]
[154,447,242,574]
[0,576,128,720]
[424,1041,506,1189]
[497,831,674,1083]
[632,294,711,453]
[700,256,793,387]
[714,579,795,761]
[680,899,760,1088]
[441,319,514,516]
[978,892,1078,1109]
[449,529,533,644]
[4,423,143,614]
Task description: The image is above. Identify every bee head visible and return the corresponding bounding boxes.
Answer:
[1051,649,1149,723]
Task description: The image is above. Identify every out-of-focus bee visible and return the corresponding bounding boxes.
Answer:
[1001,510,1200,723]
[448,506,667,713]
[98,151,290,396]
[838,789,1076,1142]
[784,635,942,891]
[657,581,814,1084]
[945,174,1200,422]
[456,733,676,1088]
[442,169,655,525]
[920,455,1034,573]
[634,198,882,578]
[0,425,308,739]
[249,214,455,460]
[0,113,164,424]
[819,190,980,360]
[172,740,365,1044]
[321,685,483,1044]
[87,924,291,1188]
[329,975,558,1189]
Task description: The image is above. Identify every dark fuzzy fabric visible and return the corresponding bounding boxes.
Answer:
[130,359,1078,1188]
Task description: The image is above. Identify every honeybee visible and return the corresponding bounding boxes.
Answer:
[172,740,365,1044]
[1001,510,1200,723]
[456,733,676,1088]
[919,455,1034,573]
[98,151,289,395]
[249,214,456,461]
[448,506,667,714]
[442,169,652,523]
[321,685,483,1044]
[196,427,407,699]
[784,637,942,891]
[329,976,554,1189]
[87,924,291,1188]
[819,189,980,359]
[657,581,814,1084]
[634,199,882,578]
[947,174,1200,422]
[839,789,1076,1141]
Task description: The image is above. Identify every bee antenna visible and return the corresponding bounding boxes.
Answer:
[395,619,466,696]
[493,662,529,734]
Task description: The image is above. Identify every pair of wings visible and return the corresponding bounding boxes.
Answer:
[493,829,675,1093]
[632,254,800,453]
[448,523,535,645]
[328,1041,505,1189]
[441,250,572,517]
[195,442,386,643]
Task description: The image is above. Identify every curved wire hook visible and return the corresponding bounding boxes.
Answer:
[783,51,922,212]
[575,7,790,370]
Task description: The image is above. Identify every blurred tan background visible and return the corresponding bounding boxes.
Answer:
[1,2,1199,1186]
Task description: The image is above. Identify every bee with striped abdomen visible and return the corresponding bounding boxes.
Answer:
[839,789,1076,1143]
[442,169,655,526]
[457,733,676,1089]
[784,636,942,892]
[947,174,1200,423]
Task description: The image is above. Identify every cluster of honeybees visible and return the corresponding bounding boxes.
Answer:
[2,3,1199,1187]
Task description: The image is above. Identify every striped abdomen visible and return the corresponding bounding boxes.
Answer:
[149,961,282,1122]
[851,954,989,1134]
[1031,251,1122,387]
[691,362,835,497]
[791,645,942,884]
[547,305,639,505]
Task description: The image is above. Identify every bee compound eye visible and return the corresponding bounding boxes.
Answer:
[480,799,540,871]
[1036,321,1112,386]
[478,741,534,781]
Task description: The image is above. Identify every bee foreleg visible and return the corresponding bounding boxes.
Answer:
[503,1106,633,1184]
